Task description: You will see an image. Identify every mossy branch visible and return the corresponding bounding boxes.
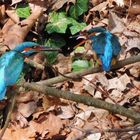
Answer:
[22,82,140,123]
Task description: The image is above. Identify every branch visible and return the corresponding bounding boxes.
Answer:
[0,90,17,138]
[37,55,140,85]
[22,82,140,123]
[25,58,44,70]
[69,123,140,140]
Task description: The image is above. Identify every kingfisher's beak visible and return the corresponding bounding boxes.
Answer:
[36,46,61,51]
[70,35,87,40]
[69,34,80,38]
[24,46,61,52]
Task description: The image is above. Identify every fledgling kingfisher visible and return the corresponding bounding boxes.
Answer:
[0,42,60,100]
[88,27,121,71]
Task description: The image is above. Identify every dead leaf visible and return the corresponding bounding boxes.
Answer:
[94,91,103,99]
[75,110,94,127]
[0,5,6,24]
[90,2,108,12]
[129,64,140,78]
[42,96,61,110]
[128,5,140,15]
[113,0,125,6]
[126,38,140,52]
[18,101,37,118]
[1,5,43,50]
[57,105,75,119]
[83,84,96,96]
[6,9,19,23]
[109,89,124,102]
[119,34,128,46]
[66,128,84,140]
[11,0,22,5]
[127,21,140,34]
[54,53,71,74]
[86,133,101,140]
[109,11,125,33]
[52,0,69,11]
[108,77,126,91]
[2,125,35,140]
[71,81,83,94]
[16,91,39,103]
[14,112,28,127]
[29,1,50,11]
[119,74,131,87]
[30,113,64,138]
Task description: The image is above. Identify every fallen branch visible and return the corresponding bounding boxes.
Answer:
[37,54,140,85]
[22,82,140,123]
[69,123,140,140]
[25,58,44,70]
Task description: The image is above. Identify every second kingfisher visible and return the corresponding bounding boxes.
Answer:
[87,27,121,71]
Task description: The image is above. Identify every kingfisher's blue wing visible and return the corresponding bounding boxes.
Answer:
[111,35,121,56]
[90,33,106,55]
[0,51,24,99]
[0,51,24,86]
[0,67,7,100]
[5,51,24,85]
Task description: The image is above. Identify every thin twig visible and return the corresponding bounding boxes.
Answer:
[0,91,17,139]
[68,123,140,140]
[37,55,140,85]
[82,76,117,103]
[25,58,44,70]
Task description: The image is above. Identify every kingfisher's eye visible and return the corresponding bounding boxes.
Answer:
[33,46,38,48]
[33,46,42,50]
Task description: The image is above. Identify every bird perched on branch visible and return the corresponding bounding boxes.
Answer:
[74,27,121,71]
[0,42,60,100]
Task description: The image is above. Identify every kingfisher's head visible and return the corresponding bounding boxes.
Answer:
[70,26,107,48]
[13,42,61,55]
[87,27,106,34]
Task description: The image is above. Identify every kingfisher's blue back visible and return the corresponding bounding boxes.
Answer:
[0,42,39,100]
[89,27,121,71]
[0,51,24,99]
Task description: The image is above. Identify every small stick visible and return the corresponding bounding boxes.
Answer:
[0,90,17,139]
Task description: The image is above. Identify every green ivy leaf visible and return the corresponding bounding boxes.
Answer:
[72,60,90,72]
[46,12,86,35]
[16,4,30,18]
[69,0,88,19]
[70,22,86,35]
[46,12,71,34]
[44,36,65,64]
[74,46,85,53]
[45,35,66,48]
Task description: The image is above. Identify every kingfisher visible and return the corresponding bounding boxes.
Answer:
[0,42,60,100]
[74,27,121,71]
[88,27,121,71]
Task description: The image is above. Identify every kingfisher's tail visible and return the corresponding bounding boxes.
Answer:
[0,84,6,100]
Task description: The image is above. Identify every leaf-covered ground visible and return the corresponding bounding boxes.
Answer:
[0,0,140,140]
